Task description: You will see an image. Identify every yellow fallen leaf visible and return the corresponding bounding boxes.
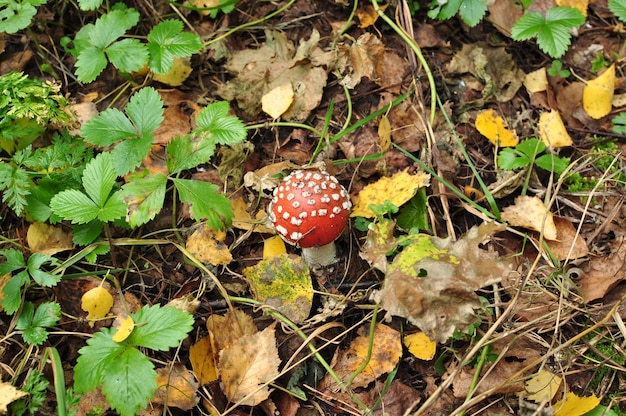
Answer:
[538,110,572,148]
[186,226,232,265]
[231,197,274,233]
[351,168,430,218]
[206,309,258,353]
[190,336,219,384]
[583,64,615,119]
[262,83,294,119]
[263,236,287,259]
[153,363,199,410]
[189,0,219,16]
[404,332,437,360]
[553,392,601,416]
[556,0,588,16]
[153,57,193,87]
[356,3,387,28]
[219,323,281,406]
[112,312,135,342]
[0,381,28,413]
[475,109,519,147]
[521,369,562,402]
[27,222,73,255]
[524,68,548,93]
[81,286,114,326]
[378,114,391,152]
[501,195,558,240]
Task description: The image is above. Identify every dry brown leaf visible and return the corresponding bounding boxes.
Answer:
[371,222,513,343]
[578,235,626,302]
[153,363,199,411]
[231,196,274,233]
[546,216,589,260]
[186,225,232,265]
[206,309,258,354]
[359,219,397,273]
[189,336,219,384]
[502,195,558,240]
[319,323,402,392]
[339,33,385,89]
[219,323,281,406]
[355,3,387,28]
[27,222,73,255]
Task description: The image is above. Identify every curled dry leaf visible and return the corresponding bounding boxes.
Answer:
[219,323,281,407]
[546,216,589,260]
[319,323,402,392]
[501,195,558,240]
[371,222,513,343]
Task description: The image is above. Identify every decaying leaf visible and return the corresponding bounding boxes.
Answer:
[111,312,134,342]
[81,286,114,326]
[578,234,626,302]
[190,335,219,384]
[319,323,402,392]
[0,381,28,413]
[583,64,615,119]
[378,114,391,152]
[475,109,519,147]
[524,68,548,93]
[553,392,600,416]
[501,195,558,240]
[231,197,274,233]
[166,293,201,314]
[521,369,562,403]
[338,33,385,89]
[153,363,199,410]
[538,110,573,148]
[546,216,589,260]
[243,254,313,323]
[219,323,281,406]
[355,3,387,28]
[404,332,437,361]
[206,309,258,354]
[359,218,397,273]
[27,222,73,255]
[262,83,294,119]
[371,222,513,343]
[351,169,430,218]
[186,225,232,265]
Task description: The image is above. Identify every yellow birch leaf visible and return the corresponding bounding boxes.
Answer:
[356,3,388,28]
[112,312,134,342]
[152,57,193,87]
[524,68,548,93]
[553,392,601,416]
[501,195,558,240]
[475,109,519,147]
[351,169,430,218]
[378,114,391,151]
[262,83,294,119]
[583,64,615,119]
[404,332,437,360]
[522,369,562,402]
[186,226,232,265]
[538,110,572,148]
[190,335,219,384]
[263,236,287,259]
[153,363,199,410]
[27,222,73,255]
[81,286,114,326]
[0,382,28,413]
[556,0,588,16]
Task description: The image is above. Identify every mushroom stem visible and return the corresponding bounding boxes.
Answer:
[301,242,338,268]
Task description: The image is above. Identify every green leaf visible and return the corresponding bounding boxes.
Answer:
[498,148,530,170]
[17,301,60,345]
[147,20,202,74]
[536,23,571,58]
[31,301,61,328]
[434,0,462,20]
[511,12,546,40]
[90,9,139,48]
[75,46,108,83]
[74,328,126,392]
[545,5,586,27]
[50,189,100,224]
[72,221,104,246]
[535,154,569,174]
[97,190,127,222]
[101,347,156,416]
[106,38,149,74]
[78,0,102,11]
[121,173,167,227]
[0,162,32,216]
[125,87,164,137]
[171,178,234,229]
[0,1,37,34]
[81,108,137,146]
[0,248,25,274]
[83,153,117,207]
[516,137,546,158]
[28,253,60,287]
[110,134,154,176]
[610,0,626,22]
[195,101,247,145]
[1,272,28,314]
[458,0,487,27]
[612,112,626,134]
[128,304,194,351]
[166,134,216,174]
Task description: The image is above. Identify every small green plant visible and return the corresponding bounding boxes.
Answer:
[16,301,61,345]
[0,71,71,155]
[609,0,626,22]
[498,137,570,174]
[611,112,626,134]
[10,369,49,415]
[511,6,585,58]
[428,0,488,27]
[566,138,626,192]
[591,53,611,72]
[64,6,202,83]
[0,0,46,33]
[547,59,571,78]
[74,304,194,416]
[0,249,60,314]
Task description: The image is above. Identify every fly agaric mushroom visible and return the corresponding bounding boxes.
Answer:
[268,169,352,268]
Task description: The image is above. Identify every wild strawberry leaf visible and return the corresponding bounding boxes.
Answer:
[81,108,137,146]
[128,304,194,351]
[147,19,202,74]
[195,101,247,145]
[166,134,217,174]
[106,38,149,74]
[16,301,60,345]
[171,178,234,230]
[125,87,164,136]
[121,173,168,227]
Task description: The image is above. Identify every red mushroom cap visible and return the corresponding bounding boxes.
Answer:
[268,169,351,248]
